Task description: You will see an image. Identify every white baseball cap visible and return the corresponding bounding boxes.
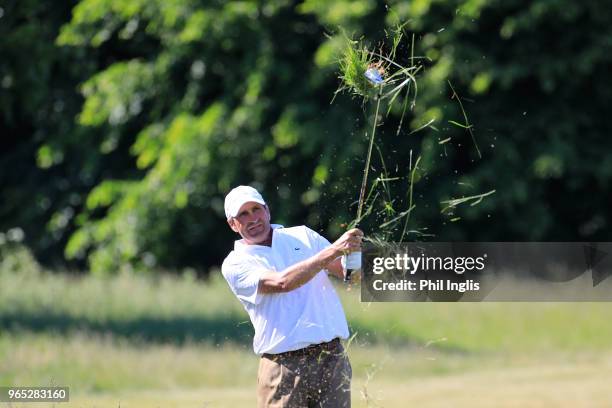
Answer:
[224,185,266,219]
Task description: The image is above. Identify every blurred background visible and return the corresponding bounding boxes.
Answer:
[1,0,612,406]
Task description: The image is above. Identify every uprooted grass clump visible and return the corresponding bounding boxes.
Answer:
[336,35,378,101]
[334,23,494,238]
[335,25,423,228]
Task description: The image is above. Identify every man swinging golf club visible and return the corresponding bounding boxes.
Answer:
[222,185,363,407]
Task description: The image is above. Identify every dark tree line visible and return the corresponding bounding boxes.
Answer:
[2,0,611,274]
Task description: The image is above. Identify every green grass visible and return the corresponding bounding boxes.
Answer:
[2,331,611,408]
[0,267,251,345]
[2,267,611,353]
[343,298,612,352]
[2,266,612,406]
[0,331,256,391]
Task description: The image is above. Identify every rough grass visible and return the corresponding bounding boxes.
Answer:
[2,267,612,406]
[0,331,256,392]
[2,267,612,352]
[2,332,611,407]
[343,297,612,352]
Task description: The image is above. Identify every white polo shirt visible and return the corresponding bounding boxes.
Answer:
[221,225,349,355]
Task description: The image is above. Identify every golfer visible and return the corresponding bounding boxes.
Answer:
[222,185,362,407]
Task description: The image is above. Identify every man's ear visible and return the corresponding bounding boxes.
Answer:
[227,218,239,233]
[264,205,271,220]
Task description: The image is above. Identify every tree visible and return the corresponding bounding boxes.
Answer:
[2,0,611,274]
[0,0,97,266]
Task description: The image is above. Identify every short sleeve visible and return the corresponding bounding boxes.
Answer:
[303,226,332,253]
[222,255,267,305]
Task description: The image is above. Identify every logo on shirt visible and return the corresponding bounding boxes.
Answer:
[294,247,300,251]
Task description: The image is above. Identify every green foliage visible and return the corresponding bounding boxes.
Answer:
[78,60,157,127]
[0,243,42,277]
[51,0,377,273]
[2,0,612,273]
[66,104,229,273]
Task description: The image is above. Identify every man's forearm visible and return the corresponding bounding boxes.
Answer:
[259,246,340,293]
[258,228,363,293]
[326,257,345,280]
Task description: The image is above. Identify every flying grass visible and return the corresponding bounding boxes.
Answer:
[400,155,421,241]
[335,24,493,240]
[336,27,423,228]
[448,80,482,158]
[357,92,383,223]
[408,117,436,136]
[441,189,496,214]
[335,36,377,102]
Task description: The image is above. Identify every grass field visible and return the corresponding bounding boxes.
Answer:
[1,261,612,407]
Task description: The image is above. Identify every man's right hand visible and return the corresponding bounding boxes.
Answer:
[330,228,364,258]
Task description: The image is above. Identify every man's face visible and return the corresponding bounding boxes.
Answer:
[227,202,272,245]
